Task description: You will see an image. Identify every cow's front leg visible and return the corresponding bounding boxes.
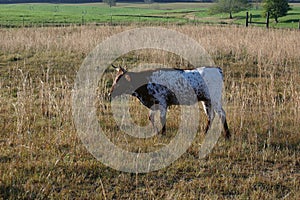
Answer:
[159,106,167,135]
[149,110,158,134]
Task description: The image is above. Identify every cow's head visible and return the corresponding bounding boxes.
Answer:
[110,65,133,98]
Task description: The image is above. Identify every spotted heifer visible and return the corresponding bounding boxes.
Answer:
[110,65,231,139]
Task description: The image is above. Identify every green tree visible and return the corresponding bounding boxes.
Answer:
[263,0,290,23]
[210,0,250,19]
[103,0,116,7]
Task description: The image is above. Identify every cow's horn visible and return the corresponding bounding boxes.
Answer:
[119,66,127,73]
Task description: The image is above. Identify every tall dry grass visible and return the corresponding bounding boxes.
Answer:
[0,25,299,199]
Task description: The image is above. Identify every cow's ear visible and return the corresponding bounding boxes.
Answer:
[125,74,131,82]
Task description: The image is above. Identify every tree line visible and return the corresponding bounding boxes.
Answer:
[210,0,290,23]
[0,0,99,3]
[1,0,299,4]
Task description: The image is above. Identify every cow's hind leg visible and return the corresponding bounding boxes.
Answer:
[223,118,230,140]
[202,101,231,139]
[202,101,215,134]
[217,108,231,140]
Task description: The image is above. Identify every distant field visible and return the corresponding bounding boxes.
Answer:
[0,3,299,28]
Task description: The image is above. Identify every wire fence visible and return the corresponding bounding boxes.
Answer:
[1,14,299,29]
[0,15,220,28]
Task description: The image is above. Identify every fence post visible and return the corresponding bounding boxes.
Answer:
[266,12,269,29]
[250,13,252,23]
[298,19,300,30]
[110,13,113,25]
[246,12,249,27]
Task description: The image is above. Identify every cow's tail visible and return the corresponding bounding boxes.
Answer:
[217,67,223,80]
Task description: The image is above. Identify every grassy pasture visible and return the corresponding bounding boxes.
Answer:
[0,3,299,28]
[0,25,299,199]
[0,3,205,26]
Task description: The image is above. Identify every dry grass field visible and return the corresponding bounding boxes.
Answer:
[0,25,299,199]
